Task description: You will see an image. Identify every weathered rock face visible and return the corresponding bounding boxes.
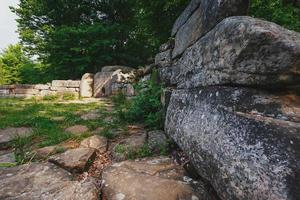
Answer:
[65,125,89,135]
[165,87,300,200]
[112,132,147,162]
[94,72,114,97]
[172,0,249,58]
[80,135,107,153]
[52,80,81,88]
[171,0,199,36]
[147,130,169,154]
[102,157,206,200]
[94,68,136,97]
[80,73,94,98]
[0,127,33,150]
[160,16,300,89]
[0,163,99,200]
[0,152,16,166]
[49,147,96,173]
[155,49,172,68]
[101,65,134,73]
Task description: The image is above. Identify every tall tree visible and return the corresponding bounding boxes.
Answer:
[0,44,39,84]
[12,0,189,80]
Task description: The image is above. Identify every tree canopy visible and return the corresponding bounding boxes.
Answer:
[7,0,300,82]
[11,0,189,80]
[0,44,43,84]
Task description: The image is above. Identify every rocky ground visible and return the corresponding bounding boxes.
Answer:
[0,98,216,200]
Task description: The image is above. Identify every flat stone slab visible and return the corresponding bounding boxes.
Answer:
[81,110,101,120]
[0,162,99,200]
[65,125,89,135]
[102,157,206,200]
[80,135,107,153]
[34,140,79,160]
[49,147,96,173]
[35,146,57,159]
[0,127,33,149]
[112,132,147,162]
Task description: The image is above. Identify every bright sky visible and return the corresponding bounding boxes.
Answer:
[0,0,20,51]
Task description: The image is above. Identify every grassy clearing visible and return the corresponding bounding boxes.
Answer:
[0,97,128,164]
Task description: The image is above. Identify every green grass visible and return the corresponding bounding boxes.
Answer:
[0,97,129,164]
[0,162,17,168]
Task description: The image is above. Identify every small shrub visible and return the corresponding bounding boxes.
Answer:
[114,144,127,154]
[100,129,116,139]
[111,92,127,106]
[11,136,32,164]
[116,80,163,129]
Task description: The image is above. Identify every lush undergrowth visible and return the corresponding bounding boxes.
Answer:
[112,80,163,130]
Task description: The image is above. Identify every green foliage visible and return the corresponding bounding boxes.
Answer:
[11,135,33,164]
[250,0,300,32]
[11,0,189,80]
[100,128,116,139]
[0,162,17,168]
[114,80,163,129]
[111,92,127,105]
[0,44,46,84]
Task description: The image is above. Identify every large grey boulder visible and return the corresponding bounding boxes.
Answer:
[155,49,172,68]
[171,0,201,36]
[172,0,249,58]
[165,87,300,200]
[160,17,300,89]
[0,163,99,200]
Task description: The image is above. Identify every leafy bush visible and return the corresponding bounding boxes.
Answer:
[250,0,300,32]
[114,80,163,129]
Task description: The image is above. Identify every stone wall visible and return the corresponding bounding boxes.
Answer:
[0,65,140,99]
[0,80,80,98]
[156,0,300,200]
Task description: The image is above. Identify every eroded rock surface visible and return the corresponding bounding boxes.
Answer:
[65,125,89,135]
[160,17,300,89]
[112,132,147,162]
[0,162,99,200]
[80,73,94,98]
[81,110,101,120]
[49,147,96,173]
[172,0,249,57]
[147,130,169,153]
[0,127,33,149]
[80,135,107,153]
[0,152,16,166]
[165,87,300,200]
[102,157,206,200]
